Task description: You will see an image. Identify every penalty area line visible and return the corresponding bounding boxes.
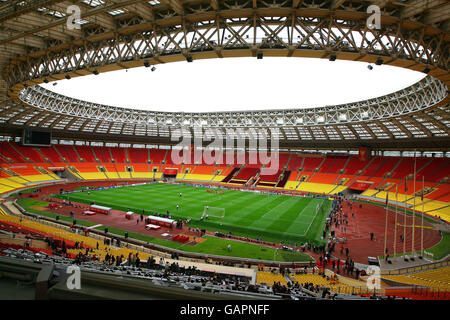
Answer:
[87,224,103,230]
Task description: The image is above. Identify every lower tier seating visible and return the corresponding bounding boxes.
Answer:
[256,271,288,285]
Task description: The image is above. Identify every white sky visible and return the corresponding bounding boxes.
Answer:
[40,57,426,113]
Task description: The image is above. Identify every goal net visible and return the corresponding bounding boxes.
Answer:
[201,206,225,220]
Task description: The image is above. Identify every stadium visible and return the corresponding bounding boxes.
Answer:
[0,0,448,303]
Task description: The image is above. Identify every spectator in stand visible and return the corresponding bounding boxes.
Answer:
[135,253,140,268]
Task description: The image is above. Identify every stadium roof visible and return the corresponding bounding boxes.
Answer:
[0,0,448,150]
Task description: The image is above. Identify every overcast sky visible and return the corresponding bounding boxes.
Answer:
[40,57,426,113]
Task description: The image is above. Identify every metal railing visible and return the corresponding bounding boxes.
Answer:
[381,260,450,276]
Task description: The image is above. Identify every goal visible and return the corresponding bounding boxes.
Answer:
[201,206,225,220]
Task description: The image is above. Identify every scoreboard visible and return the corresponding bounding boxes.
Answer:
[22,129,51,147]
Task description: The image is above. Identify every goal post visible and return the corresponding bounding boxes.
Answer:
[201,206,225,220]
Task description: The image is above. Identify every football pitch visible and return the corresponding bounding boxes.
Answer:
[55,182,332,245]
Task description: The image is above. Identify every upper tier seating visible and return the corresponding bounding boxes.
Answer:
[371,157,401,177]
[288,154,302,171]
[74,145,96,162]
[318,156,347,174]
[344,156,369,175]
[362,157,384,176]
[54,145,78,162]
[421,158,450,182]
[128,147,148,163]
[246,151,263,168]
[302,156,324,172]
[39,146,63,162]
[391,157,430,179]
[110,147,126,163]
[0,141,26,162]
[278,153,291,169]
[149,149,166,164]
[11,143,45,162]
[415,158,447,182]
[91,146,111,163]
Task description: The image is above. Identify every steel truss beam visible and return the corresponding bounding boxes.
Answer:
[4,10,449,87]
[17,75,448,128]
[0,1,448,148]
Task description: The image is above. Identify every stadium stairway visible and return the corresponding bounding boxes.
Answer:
[275,170,291,188]
[221,167,240,183]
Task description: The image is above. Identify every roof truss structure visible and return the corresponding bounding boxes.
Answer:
[0,0,448,150]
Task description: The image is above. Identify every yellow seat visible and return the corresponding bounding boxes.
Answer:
[256,271,287,285]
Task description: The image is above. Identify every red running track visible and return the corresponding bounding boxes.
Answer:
[331,200,442,264]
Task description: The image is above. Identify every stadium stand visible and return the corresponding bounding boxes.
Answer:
[343,156,369,175]
[275,170,291,188]
[0,142,25,162]
[1,144,448,223]
[53,145,77,162]
[110,147,126,163]
[92,146,111,163]
[408,266,450,286]
[11,143,45,163]
[231,167,259,184]
[39,146,63,163]
[302,156,324,172]
[256,271,288,285]
[74,146,96,162]
[127,147,149,163]
[150,149,167,164]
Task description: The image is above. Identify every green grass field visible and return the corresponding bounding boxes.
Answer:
[54,182,332,245]
[92,225,313,262]
[16,197,312,262]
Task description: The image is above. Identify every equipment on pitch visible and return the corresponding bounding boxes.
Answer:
[201,206,225,220]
